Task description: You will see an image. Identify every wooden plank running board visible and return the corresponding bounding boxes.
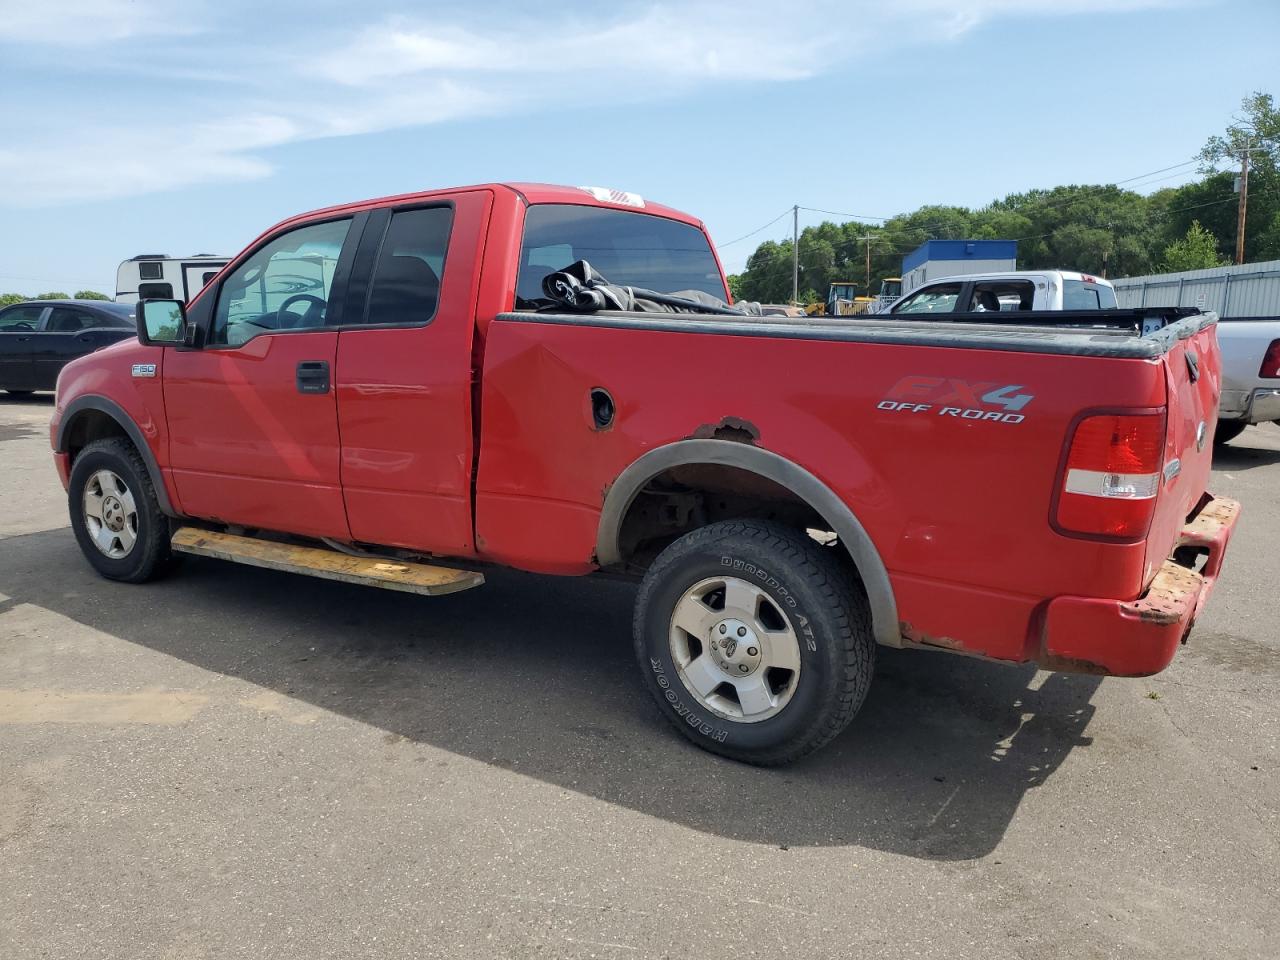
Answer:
[170,528,484,596]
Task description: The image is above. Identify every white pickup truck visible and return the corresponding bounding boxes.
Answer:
[886,270,1118,315]
[1214,320,1280,445]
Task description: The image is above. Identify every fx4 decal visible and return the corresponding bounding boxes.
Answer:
[876,375,1034,424]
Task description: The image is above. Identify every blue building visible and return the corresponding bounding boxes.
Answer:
[902,240,1018,294]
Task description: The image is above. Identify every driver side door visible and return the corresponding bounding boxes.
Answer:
[162,214,365,539]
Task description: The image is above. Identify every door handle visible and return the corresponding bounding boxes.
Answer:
[295,360,331,395]
[78,335,94,343]
[15,336,31,342]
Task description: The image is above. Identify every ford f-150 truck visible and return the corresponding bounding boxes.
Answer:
[50,183,1240,765]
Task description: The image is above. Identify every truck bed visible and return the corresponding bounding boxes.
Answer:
[496,307,1215,360]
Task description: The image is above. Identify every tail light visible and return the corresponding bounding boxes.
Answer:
[1056,412,1165,539]
[1260,340,1280,379]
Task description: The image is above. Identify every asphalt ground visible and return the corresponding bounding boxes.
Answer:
[1,393,1277,959]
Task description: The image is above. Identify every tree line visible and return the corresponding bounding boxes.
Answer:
[0,291,109,306]
[730,92,1280,304]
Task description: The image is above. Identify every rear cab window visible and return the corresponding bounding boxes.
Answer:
[516,204,725,307]
[1063,279,1118,310]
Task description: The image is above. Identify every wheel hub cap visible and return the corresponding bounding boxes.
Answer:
[102,495,125,532]
[709,618,762,676]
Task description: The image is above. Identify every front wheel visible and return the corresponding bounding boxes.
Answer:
[68,438,173,583]
[633,520,875,765]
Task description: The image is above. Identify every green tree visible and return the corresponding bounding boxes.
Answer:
[1200,91,1280,171]
[74,290,110,300]
[1161,221,1227,272]
[0,293,25,307]
[34,291,70,300]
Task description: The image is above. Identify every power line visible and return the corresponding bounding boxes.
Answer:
[1112,158,1200,186]
[718,208,795,247]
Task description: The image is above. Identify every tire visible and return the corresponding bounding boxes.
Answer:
[68,438,173,583]
[633,519,875,765]
[4,390,35,398]
[1213,420,1246,447]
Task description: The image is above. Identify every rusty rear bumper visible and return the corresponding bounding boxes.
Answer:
[1039,496,1241,677]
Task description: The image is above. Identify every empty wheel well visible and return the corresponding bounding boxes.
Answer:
[63,409,131,463]
[615,462,844,574]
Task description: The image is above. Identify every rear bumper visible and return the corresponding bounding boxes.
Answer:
[1220,386,1280,424]
[1039,496,1241,677]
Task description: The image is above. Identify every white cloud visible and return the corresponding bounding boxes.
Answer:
[0,0,1191,206]
[0,0,203,45]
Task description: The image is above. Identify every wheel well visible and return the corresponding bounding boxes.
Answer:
[63,409,131,463]
[615,462,843,574]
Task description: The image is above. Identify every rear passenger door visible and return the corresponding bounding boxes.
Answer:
[35,307,132,389]
[334,190,493,556]
[0,305,47,391]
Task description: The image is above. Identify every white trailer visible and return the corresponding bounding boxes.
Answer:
[116,254,229,305]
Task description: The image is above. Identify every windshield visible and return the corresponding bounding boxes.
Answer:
[1063,279,1118,310]
[517,204,725,306]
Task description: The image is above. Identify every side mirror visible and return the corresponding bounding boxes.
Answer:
[137,299,188,347]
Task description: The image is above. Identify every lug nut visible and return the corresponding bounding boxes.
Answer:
[737,627,747,637]
[719,624,727,634]
[747,646,758,657]
[739,664,749,673]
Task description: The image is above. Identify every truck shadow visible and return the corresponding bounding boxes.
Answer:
[0,528,1102,862]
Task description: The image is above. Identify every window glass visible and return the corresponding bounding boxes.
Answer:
[212,218,351,346]
[516,204,725,305]
[360,207,453,326]
[0,305,43,331]
[138,282,174,300]
[892,283,962,314]
[138,261,164,280]
[1063,280,1117,310]
[970,280,1034,312]
[46,308,104,331]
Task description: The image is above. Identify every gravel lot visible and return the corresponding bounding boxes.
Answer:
[2,393,1277,959]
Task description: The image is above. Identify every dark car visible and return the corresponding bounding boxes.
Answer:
[0,299,137,396]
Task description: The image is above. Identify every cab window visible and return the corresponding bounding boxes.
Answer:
[212,218,351,347]
[1063,280,1117,310]
[46,308,104,331]
[516,204,725,306]
[892,283,962,314]
[969,280,1034,312]
[358,206,453,327]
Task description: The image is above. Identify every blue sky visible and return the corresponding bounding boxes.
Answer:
[0,0,1276,293]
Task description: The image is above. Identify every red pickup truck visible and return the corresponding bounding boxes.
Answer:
[50,183,1239,764]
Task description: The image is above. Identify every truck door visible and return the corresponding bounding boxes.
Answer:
[162,214,365,540]
[35,306,130,390]
[334,190,492,556]
[0,304,47,391]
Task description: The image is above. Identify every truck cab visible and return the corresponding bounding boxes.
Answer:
[889,270,1118,315]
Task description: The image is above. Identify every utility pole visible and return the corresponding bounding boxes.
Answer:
[857,235,876,293]
[791,205,799,304]
[1235,143,1251,265]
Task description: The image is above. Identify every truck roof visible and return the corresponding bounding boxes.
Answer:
[261,183,706,243]
[928,269,1114,287]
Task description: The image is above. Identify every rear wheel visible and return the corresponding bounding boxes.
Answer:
[68,438,173,583]
[633,520,875,765]
[1214,420,1247,446]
